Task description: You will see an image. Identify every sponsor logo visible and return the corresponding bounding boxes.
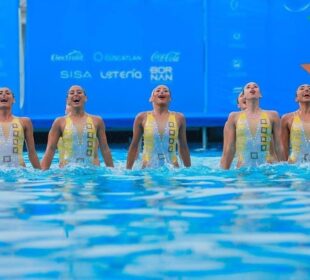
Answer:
[232,32,241,41]
[60,70,92,79]
[99,69,142,79]
[233,86,243,95]
[283,2,310,13]
[93,52,142,62]
[230,0,239,11]
[150,66,173,81]
[51,50,84,62]
[232,58,242,70]
[229,32,245,48]
[150,51,180,63]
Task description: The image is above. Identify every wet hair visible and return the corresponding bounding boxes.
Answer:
[67,85,86,96]
[149,85,171,101]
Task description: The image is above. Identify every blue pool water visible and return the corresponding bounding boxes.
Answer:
[0,147,310,279]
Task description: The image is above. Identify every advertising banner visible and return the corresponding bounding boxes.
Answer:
[25,0,205,128]
[206,0,310,117]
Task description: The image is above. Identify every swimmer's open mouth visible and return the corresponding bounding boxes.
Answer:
[72,98,80,103]
[250,90,256,94]
[0,100,8,103]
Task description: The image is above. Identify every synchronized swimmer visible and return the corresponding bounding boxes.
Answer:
[1,83,310,170]
[221,82,285,169]
[41,85,114,170]
[126,84,191,169]
[0,87,40,169]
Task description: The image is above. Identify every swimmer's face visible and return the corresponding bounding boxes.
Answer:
[296,84,310,102]
[237,92,246,110]
[0,87,15,108]
[150,85,171,104]
[243,82,261,100]
[67,85,87,107]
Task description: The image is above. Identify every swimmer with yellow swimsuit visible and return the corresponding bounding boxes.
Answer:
[126,85,191,169]
[0,87,40,168]
[222,90,278,167]
[281,84,310,163]
[57,104,100,165]
[41,85,113,170]
[221,82,284,169]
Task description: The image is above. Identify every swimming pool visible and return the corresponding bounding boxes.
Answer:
[0,147,310,279]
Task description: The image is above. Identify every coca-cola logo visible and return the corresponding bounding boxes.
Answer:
[150,51,180,63]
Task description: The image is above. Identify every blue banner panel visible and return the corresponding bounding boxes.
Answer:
[0,0,20,114]
[25,0,205,128]
[265,0,310,115]
[207,0,310,117]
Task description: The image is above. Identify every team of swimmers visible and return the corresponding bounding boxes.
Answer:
[0,82,309,170]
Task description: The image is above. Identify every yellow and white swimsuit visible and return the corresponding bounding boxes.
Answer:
[0,117,25,167]
[59,116,97,166]
[236,111,272,167]
[288,113,310,163]
[142,112,178,167]
[57,137,65,163]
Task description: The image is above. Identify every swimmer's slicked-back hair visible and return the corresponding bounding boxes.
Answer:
[149,84,171,102]
[67,85,86,96]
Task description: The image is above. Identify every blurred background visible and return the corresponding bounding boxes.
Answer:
[1,0,310,145]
